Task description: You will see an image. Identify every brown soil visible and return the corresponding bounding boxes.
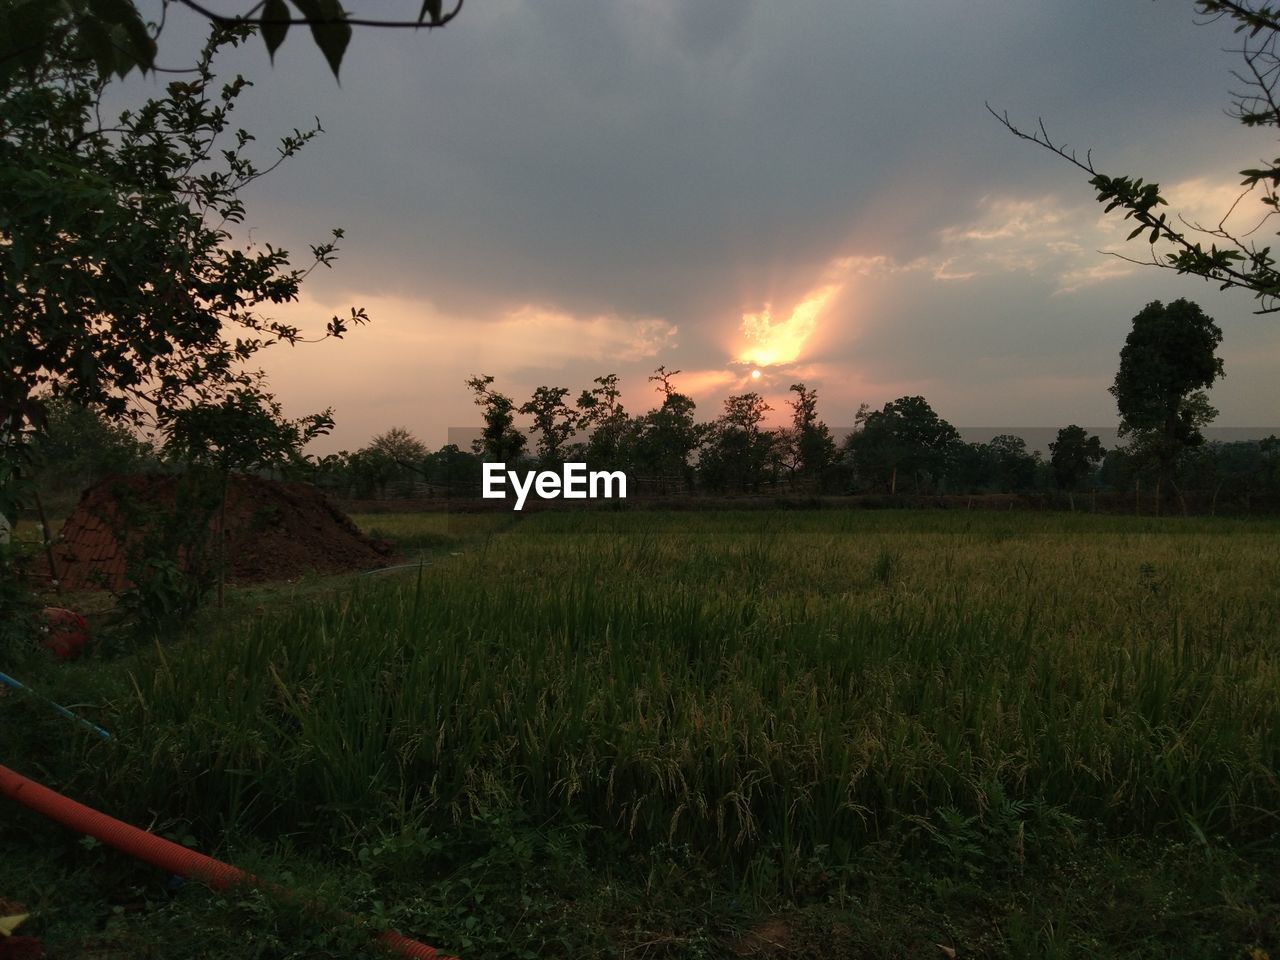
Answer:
[730,918,792,956]
[52,474,391,591]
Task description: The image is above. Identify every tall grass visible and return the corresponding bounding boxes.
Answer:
[93,511,1280,876]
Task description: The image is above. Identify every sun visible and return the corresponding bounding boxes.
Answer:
[750,369,762,380]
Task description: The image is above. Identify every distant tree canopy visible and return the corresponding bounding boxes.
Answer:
[371,426,429,466]
[1110,299,1224,506]
[28,397,156,503]
[30,365,1280,512]
[466,375,527,464]
[1049,425,1106,491]
[520,386,579,465]
[846,396,961,494]
[991,1,1280,313]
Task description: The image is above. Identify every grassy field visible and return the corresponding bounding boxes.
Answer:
[3,510,1279,958]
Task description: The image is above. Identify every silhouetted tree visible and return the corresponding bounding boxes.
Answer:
[635,367,700,492]
[701,392,775,492]
[577,374,633,469]
[424,443,483,497]
[787,383,837,484]
[985,434,1039,492]
[2,24,365,523]
[466,375,527,463]
[1049,425,1105,505]
[846,396,960,493]
[1110,299,1224,511]
[520,386,579,465]
[29,397,155,502]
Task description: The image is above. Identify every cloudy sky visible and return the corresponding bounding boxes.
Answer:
[125,1,1280,452]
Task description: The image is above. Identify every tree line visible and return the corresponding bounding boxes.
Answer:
[27,297,1279,512]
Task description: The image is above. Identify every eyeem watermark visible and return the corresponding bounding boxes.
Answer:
[482,462,627,511]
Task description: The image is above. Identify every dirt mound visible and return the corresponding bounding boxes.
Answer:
[53,474,392,591]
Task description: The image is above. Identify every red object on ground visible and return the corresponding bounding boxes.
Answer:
[39,608,91,661]
[0,765,453,960]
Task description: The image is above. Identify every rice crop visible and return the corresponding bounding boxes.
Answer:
[95,510,1280,877]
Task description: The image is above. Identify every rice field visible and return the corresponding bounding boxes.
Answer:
[88,509,1280,889]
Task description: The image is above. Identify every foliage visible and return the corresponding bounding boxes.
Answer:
[466,375,528,463]
[984,434,1041,492]
[0,0,463,84]
[846,395,962,493]
[519,385,579,465]
[1110,299,1224,502]
[575,374,632,469]
[1050,425,1106,491]
[787,382,837,481]
[632,366,702,490]
[163,386,333,473]
[27,397,156,503]
[699,392,777,492]
[991,1,1280,312]
[348,426,430,494]
[112,471,225,637]
[369,426,428,466]
[0,18,366,519]
[0,539,43,660]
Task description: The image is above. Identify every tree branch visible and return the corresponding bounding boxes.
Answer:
[173,0,465,30]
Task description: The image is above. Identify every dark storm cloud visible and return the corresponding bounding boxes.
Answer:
[210,1,1242,310]
[116,2,1279,446]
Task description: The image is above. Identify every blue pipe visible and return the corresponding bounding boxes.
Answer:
[0,670,112,740]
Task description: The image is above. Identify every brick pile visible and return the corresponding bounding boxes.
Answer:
[52,474,391,591]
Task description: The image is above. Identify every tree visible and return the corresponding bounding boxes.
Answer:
[520,385,579,465]
[30,396,156,501]
[846,396,960,494]
[1110,299,1224,510]
[990,2,1280,313]
[163,385,333,605]
[984,434,1039,492]
[371,427,428,465]
[701,392,776,492]
[577,374,632,469]
[1,22,366,521]
[363,426,430,493]
[423,442,482,497]
[787,383,837,483]
[1,0,464,84]
[466,375,527,463]
[1049,425,1106,506]
[634,367,701,492]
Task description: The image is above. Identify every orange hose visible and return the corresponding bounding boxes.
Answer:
[0,764,454,959]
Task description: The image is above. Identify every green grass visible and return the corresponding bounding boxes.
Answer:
[350,511,514,553]
[4,510,1280,957]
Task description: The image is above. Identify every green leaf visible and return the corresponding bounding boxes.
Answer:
[76,16,117,78]
[261,0,290,60]
[291,0,351,78]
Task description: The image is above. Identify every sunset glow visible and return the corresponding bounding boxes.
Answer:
[736,280,842,369]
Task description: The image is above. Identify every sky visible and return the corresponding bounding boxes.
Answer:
[122,1,1280,452]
